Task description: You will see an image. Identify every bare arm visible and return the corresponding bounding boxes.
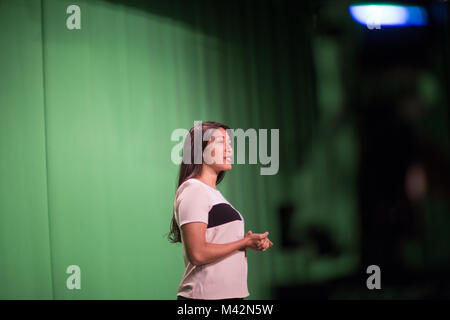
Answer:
[181,222,268,266]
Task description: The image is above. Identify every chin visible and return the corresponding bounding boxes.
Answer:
[217,164,232,172]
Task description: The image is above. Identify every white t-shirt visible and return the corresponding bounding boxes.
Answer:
[174,178,250,299]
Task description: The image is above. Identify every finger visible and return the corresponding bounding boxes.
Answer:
[258,232,269,239]
[260,239,268,249]
[258,241,265,249]
[262,241,269,251]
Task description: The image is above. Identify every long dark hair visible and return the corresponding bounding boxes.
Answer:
[167,121,230,243]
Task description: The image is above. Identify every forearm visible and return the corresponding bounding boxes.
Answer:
[193,238,247,266]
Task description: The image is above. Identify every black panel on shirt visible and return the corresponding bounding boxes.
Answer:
[207,203,242,228]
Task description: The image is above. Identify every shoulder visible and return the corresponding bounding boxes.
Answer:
[176,179,211,202]
[175,179,214,215]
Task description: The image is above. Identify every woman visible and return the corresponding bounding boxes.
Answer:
[168,121,273,300]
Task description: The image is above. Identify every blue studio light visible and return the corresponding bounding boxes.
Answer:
[349,4,428,28]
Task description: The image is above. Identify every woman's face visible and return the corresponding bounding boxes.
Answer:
[203,127,233,172]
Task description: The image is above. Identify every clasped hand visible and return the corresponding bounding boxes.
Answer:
[241,230,273,252]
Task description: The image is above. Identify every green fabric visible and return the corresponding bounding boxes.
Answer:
[0,0,53,299]
[0,0,317,299]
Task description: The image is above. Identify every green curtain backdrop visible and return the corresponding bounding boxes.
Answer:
[0,0,53,300]
[0,0,321,299]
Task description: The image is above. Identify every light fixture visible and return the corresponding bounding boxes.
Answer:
[349,4,428,28]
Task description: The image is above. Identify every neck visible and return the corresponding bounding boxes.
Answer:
[196,166,218,189]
